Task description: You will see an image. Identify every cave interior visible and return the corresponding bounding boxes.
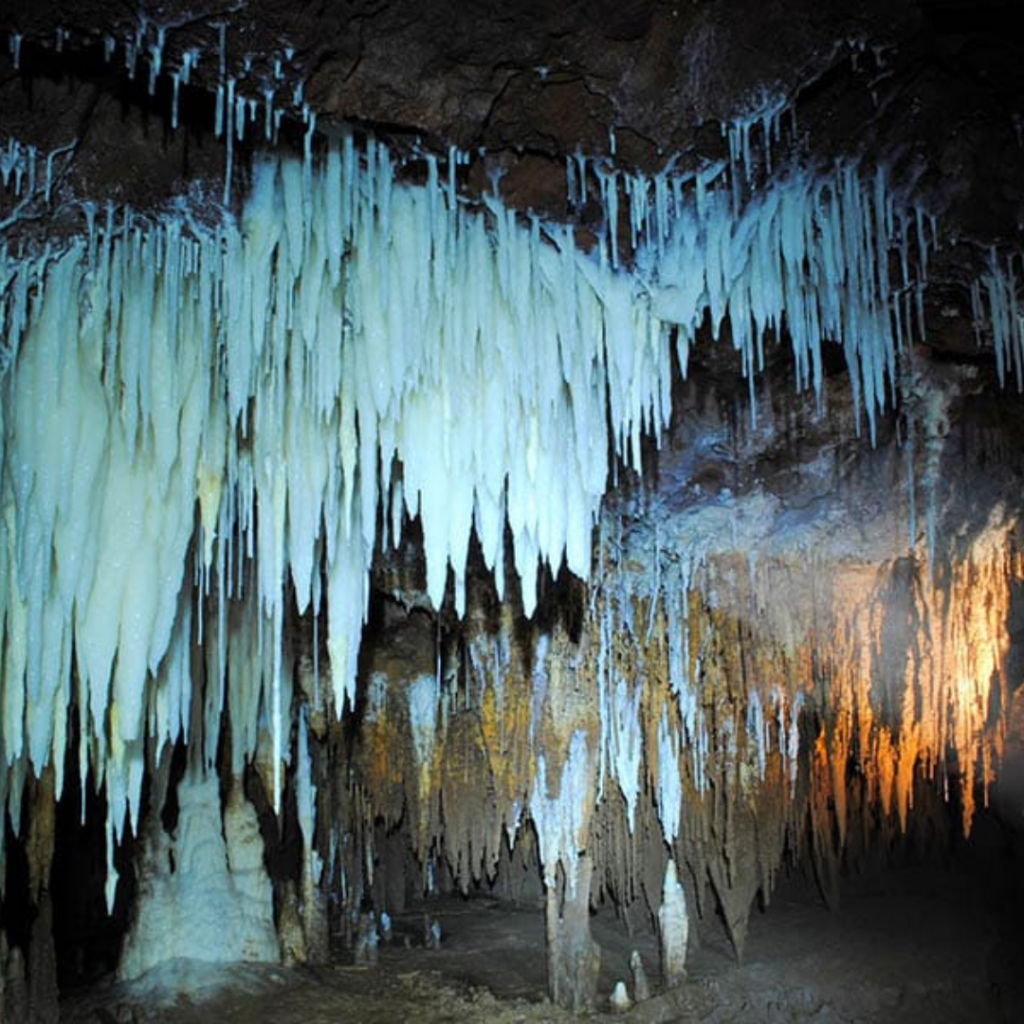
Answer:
[1,1,1024,1021]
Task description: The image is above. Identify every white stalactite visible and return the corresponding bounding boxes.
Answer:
[0,118,957,893]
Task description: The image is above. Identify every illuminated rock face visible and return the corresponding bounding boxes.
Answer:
[1,3,1023,1015]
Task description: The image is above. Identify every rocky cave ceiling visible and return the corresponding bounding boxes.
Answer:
[1,0,1024,1019]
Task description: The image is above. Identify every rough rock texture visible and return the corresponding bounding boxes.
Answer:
[2,2,1021,257]
[545,853,601,1012]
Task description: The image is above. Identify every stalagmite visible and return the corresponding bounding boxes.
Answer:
[630,949,651,1002]
[658,858,689,986]
[354,914,380,963]
[27,893,58,1024]
[609,980,632,1012]
[118,770,279,981]
[277,881,307,967]
[545,853,601,1012]
[1,940,27,1024]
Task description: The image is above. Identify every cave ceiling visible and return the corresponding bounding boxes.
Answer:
[3,1,1022,270]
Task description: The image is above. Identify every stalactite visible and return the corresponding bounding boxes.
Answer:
[973,248,1024,392]
[466,605,535,856]
[0,62,1018,1000]
[293,699,330,962]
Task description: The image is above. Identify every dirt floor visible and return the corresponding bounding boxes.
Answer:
[60,809,1024,1024]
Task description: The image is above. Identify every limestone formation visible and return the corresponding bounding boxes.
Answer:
[659,860,690,985]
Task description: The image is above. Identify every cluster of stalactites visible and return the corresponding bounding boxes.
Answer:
[325,517,1019,948]
[347,560,803,907]
[0,133,673,891]
[571,111,936,444]
[554,529,1017,918]
[972,248,1024,392]
[589,555,805,850]
[0,107,985,903]
[813,524,1020,838]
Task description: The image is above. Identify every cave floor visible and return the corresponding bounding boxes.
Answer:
[62,839,1024,1024]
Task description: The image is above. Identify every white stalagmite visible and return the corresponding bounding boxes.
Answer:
[117,771,279,981]
[658,858,689,985]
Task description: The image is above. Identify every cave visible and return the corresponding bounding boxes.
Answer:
[1,1,1023,1021]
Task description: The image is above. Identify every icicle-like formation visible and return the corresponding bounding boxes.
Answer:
[530,730,595,895]
[656,706,682,843]
[608,673,643,832]
[0,106,998,906]
[724,93,789,188]
[973,248,1024,391]
[295,707,316,865]
[8,31,22,70]
[631,160,904,440]
[1,135,76,234]
[813,521,1020,837]
[584,505,1021,893]
[0,138,36,195]
[568,90,919,441]
[0,138,672,882]
[22,16,307,175]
